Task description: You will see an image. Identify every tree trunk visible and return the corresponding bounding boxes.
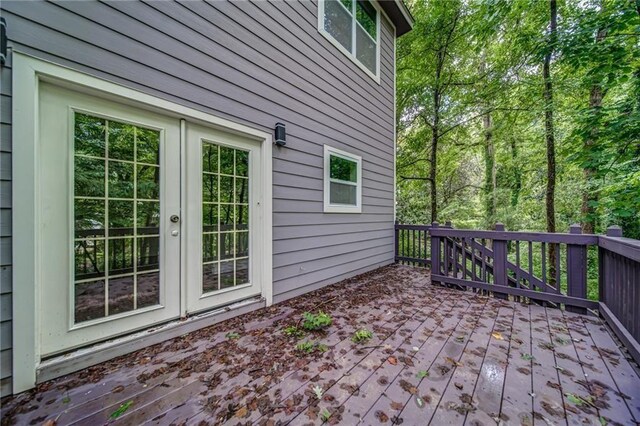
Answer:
[430,91,439,223]
[510,138,522,207]
[544,0,557,284]
[581,23,608,234]
[483,112,496,228]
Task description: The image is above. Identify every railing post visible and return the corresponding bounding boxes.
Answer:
[430,222,440,283]
[606,225,623,237]
[599,225,623,303]
[394,220,399,263]
[493,223,508,299]
[567,224,587,314]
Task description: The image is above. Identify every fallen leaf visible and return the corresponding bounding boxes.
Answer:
[375,410,389,423]
[565,393,583,405]
[42,420,56,426]
[415,396,425,408]
[235,406,249,418]
[110,400,134,420]
[444,357,463,367]
[112,385,125,393]
[390,401,403,410]
[416,370,429,379]
[454,382,463,390]
[492,332,504,340]
[388,356,398,365]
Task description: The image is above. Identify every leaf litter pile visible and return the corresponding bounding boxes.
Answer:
[1,265,638,425]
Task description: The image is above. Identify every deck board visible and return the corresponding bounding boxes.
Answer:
[1,265,639,426]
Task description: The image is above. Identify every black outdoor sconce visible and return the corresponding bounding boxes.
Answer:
[0,18,7,66]
[274,122,286,147]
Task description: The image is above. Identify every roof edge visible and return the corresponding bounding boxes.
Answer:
[378,0,414,37]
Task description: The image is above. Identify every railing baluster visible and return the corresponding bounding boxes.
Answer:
[555,242,561,294]
[515,241,521,289]
[471,238,477,281]
[541,242,547,293]
[528,241,533,290]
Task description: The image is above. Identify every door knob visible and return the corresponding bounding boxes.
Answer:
[170,215,180,223]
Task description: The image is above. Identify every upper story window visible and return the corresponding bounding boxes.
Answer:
[324,145,362,213]
[319,0,380,81]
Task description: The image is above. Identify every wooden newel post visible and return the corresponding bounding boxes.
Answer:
[493,223,508,299]
[394,220,399,262]
[599,225,622,303]
[567,224,587,314]
[606,226,622,237]
[430,222,440,283]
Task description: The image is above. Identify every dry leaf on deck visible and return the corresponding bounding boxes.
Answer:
[445,357,463,367]
[491,332,504,340]
[388,356,398,365]
[235,407,249,418]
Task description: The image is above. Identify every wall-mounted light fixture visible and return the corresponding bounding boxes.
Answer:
[274,122,286,147]
[0,18,7,66]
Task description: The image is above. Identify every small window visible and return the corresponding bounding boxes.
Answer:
[324,145,362,213]
[319,0,379,80]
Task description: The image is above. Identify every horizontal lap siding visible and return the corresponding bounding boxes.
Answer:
[0,51,12,396]
[0,0,396,395]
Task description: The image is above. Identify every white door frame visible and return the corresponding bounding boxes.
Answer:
[12,52,273,393]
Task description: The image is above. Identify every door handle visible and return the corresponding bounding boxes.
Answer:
[170,215,180,223]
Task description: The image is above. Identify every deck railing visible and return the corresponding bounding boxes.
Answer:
[395,221,640,364]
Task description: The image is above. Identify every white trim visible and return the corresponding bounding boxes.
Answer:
[317,0,381,84]
[11,51,274,392]
[323,145,362,214]
[393,21,397,222]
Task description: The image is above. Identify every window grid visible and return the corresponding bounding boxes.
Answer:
[73,113,161,323]
[202,142,250,294]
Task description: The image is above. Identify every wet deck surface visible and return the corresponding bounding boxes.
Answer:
[2,265,639,425]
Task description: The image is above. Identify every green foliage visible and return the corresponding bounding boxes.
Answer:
[110,400,134,419]
[320,408,332,422]
[283,326,305,338]
[397,0,640,239]
[351,329,373,343]
[416,370,430,379]
[296,341,315,353]
[301,311,333,331]
[295,340,329,355]
[225,332,240,340]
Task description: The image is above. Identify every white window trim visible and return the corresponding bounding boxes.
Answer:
[324,145,362,213]
[12,51,273,393]
[318,0,381,83]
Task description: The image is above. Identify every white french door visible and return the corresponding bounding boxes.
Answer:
[37,83,265,356]
[39,83,182,356]
[184,123,263,313]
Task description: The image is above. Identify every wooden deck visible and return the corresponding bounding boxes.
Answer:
[2,265,639,425]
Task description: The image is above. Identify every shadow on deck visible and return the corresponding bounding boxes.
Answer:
[1,265,639,425]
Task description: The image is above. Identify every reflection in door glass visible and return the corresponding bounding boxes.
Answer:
[202,141,250,293]
[73,113,162,323]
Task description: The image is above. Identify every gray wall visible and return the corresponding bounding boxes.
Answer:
[0,0,396,395]
[1,48,13,397]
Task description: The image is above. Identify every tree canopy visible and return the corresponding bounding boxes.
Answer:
[396,0,640,238]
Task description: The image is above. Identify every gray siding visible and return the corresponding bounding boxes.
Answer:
[1,50,12,396]
[0,0,396,395]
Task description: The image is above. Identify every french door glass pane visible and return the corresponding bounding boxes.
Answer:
[202,141,250,293]
[73,112,162,323]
